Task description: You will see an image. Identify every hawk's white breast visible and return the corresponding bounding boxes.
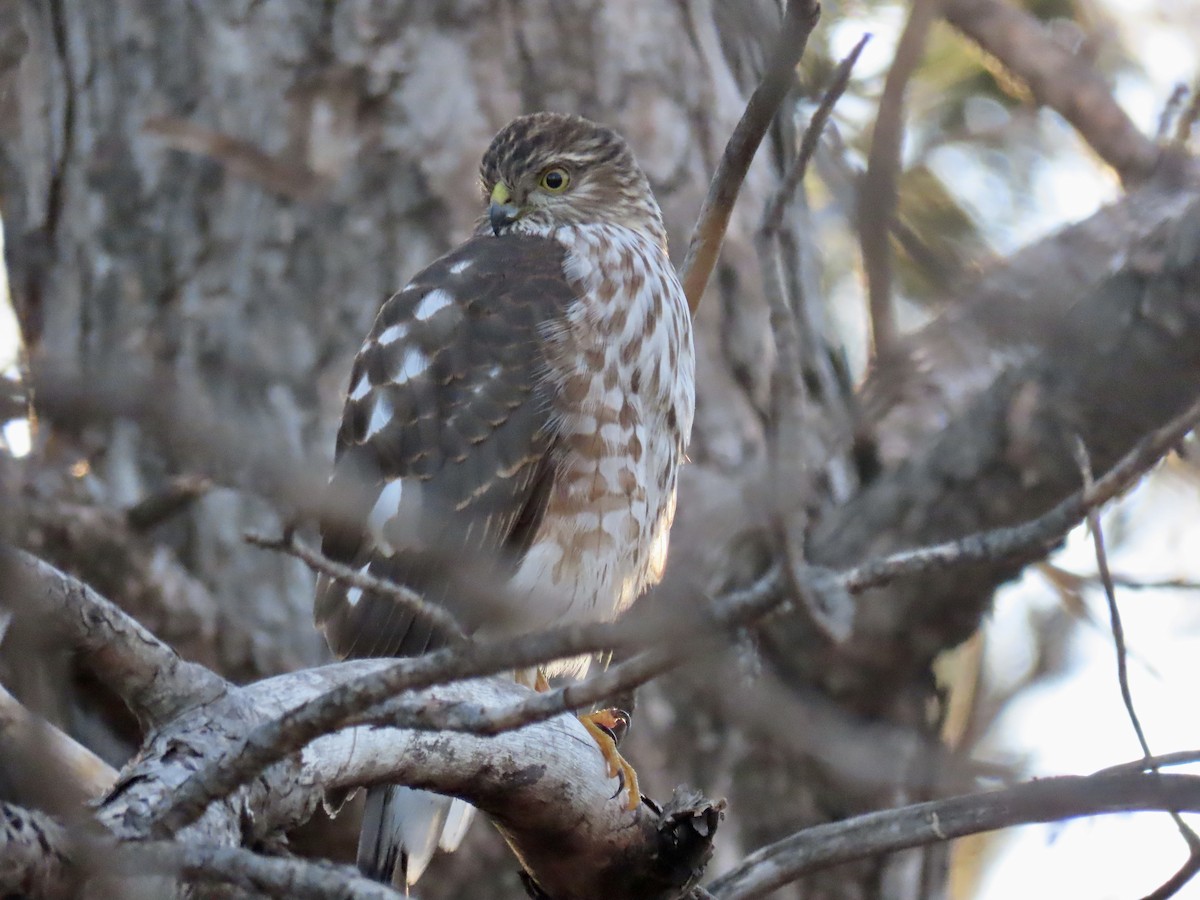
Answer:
[509,223,695,675]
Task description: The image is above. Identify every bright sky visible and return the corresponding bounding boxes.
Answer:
[0,215,30,458]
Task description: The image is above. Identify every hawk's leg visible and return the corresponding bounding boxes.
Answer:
[527,670,639,810]
[579,709,640,811]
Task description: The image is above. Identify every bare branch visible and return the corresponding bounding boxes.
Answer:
[1045,567,1200,592]
[709,769,1200,898]
[760,34,869,239]
[150,564,783,839]
[1144,853,1200,900]
[759,33,870,411]
[1157,84,1189,141]
[0,682,117,801]
[1097,751,1200,777]
[680,0,821,313]
[830,394,1200,596]
[86,665,719,900]
[941,0,1160,185]
[246,530,466,641]
[1,549,226,727]
[0,800,401,899]
[859,0,938,359]
[173,390,1199,838]
[20,496,228,671]
[1075,441,1200,897]
[136,842,402,900]
[1175,80,1200,144]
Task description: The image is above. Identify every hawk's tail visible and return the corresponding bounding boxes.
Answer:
[358,785,475,887]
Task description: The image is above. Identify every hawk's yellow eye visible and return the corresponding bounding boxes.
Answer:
[539,168,570,193]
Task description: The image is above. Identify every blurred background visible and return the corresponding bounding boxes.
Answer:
[1,0,1198,897]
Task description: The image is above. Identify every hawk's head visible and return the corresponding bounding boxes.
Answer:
[479,112,665,245]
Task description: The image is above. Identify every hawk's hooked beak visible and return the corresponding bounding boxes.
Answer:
[489,182,521,235]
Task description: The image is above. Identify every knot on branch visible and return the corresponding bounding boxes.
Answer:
[517,787,724,900]
[649,788,725,897]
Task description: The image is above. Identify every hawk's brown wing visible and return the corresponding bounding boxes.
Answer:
[315,234,577,660]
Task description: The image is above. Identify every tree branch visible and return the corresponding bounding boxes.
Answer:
[246,530,466,641]
[149,564,783,839]
[859,0,937,359]
[829,394,1200,595]
[709,768,1200,898]
[1076,441,1200,897]
[941,0,1160,185]
[1,549,226,728]
[0,800,401,899]
[680,0,821,313]
[90,666,720,900]
[154,390,1200,858]
[0,682,117,802]
[784,177,1200,705]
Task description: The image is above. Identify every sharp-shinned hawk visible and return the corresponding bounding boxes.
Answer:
[315,111,695,887]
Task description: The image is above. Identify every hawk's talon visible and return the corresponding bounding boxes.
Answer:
[579,709,640,811]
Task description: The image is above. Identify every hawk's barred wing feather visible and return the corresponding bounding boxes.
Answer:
[315,234,576,661]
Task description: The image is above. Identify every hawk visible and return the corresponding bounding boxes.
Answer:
[315,112,695,887]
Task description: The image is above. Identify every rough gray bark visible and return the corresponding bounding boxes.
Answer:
[3,1,1199,899]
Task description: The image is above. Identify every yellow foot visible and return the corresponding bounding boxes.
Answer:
[579,709,639,811]
[534,669,551,693]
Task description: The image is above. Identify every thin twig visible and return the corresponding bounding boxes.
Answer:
[138,841,402,900]
[245,530,466,641]
[1075,440,1159,764]
[1052,568,1200,592]
[1095,750,1200,777]
[758,32,869,411]
[859,0,938,359]
[1075,439,1200,900]
[1144,854,1200,900]
[760,33,871,237]
[680,0,821,313]
[143,116,326,201]
[838,395,1200,593]
[365,567,785,738]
